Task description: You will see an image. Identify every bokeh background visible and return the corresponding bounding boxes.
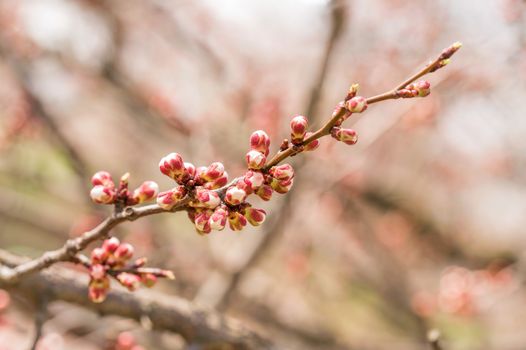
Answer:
[1,0,526,349]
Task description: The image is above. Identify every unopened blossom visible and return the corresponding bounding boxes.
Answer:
[102,237,120,254]
[270,178,294,194]
[199,162,225,182]
[132,181,159,204]
[269,164,294,182]
[411,80,431,97]
[256,184,273,201]
[89,264,106,280]
[250,130,271,156]
[246,150,266,169]
[194,209,213,234]
[117,272,141,291]
[114,243,134,261]
[159,153,186,182]
[242,207,266,226]
[88,276,110,303]
[332,127,358,145]
[209,206,229,231]
[203,171,229,190]
[91,247,108,264]
[90,185,116,204]
[156,186,187,210]
[192,187,221,209]
[346,96,368,113]
[225,186,247,206]
[290,115,308,143]
[228,211,247,231]
[243,170,265,191]
[184,162,196,178]
[141,273,158,288]
[91,171,114,187]
[303,132,319,152]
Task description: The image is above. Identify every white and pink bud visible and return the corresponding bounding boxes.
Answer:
[270,178,294,194]
[156,186,187,210]
[303,132,319,152]
[91,247,108,264]
[90,185,116,204]
[184,162,196,178]
[141,273,158,288]
[117,272,141,291]
[159,153,186,182]
[200,162,225,182]
[243,207,266,226]
[411,80,431,97]
[243,170,265,191]
[204,171,229,190]
[91,171,114,188]
[132,181,159,204]
[102,237,120,254]
[194,209,212,234]
[246,150,266,169]
[224,186,247,206]
[250,130,271,156]
[290,115,308,143]
[269,164,294,182]
[89,264,106,280]
[256,184,273,201]
[192,187,221,209]
[114,243,134,261]
[346,96,368,113]
[209,206,229,231]
[88,277,109,303]
[332,128,358,145]
[228,211,248,231]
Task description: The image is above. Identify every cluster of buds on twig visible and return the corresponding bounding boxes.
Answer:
[397,80,432,98]
[87,237,174,303]
[90,171,159,208]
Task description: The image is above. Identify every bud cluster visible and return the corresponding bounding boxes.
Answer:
[87,237,174,303]
[397,80,431,98]
[90,171,159,207]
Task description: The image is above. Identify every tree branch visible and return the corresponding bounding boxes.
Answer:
[0,251,274,350]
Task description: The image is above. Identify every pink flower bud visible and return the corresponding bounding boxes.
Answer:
[156,186,187,210]
[246,150,266,169]
[242,207,266,226]
[184,162,196,178]
[290,115,308,143]
[114,243,134,261]
[224,186,247,206]
[117,272,141,291]
[243,170,264,191]
[91,171,114,187]
[89,264,106,280]
[303,132,319,151]
[132,181,159,204]
[200,162,225,182]
[411,80,431,97]
[346,96,368,113]
[209,206,228,231]
[102,237,120,254]
[250,130,271,156]
[194,209,212,234]
[228,211,247,231]
[88,276,109,303]
[256,184,273,201]
[332,128,358,145]
[192,187,221,209]
[90,185,116,204]
[88,284,109,303]
[134,257,147,267]
[141,273,158,288]
[91,247,108,264]
[204,171,229,190]
[270,178,294,194]
[159,153,185,181]
[269,164,294,182]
